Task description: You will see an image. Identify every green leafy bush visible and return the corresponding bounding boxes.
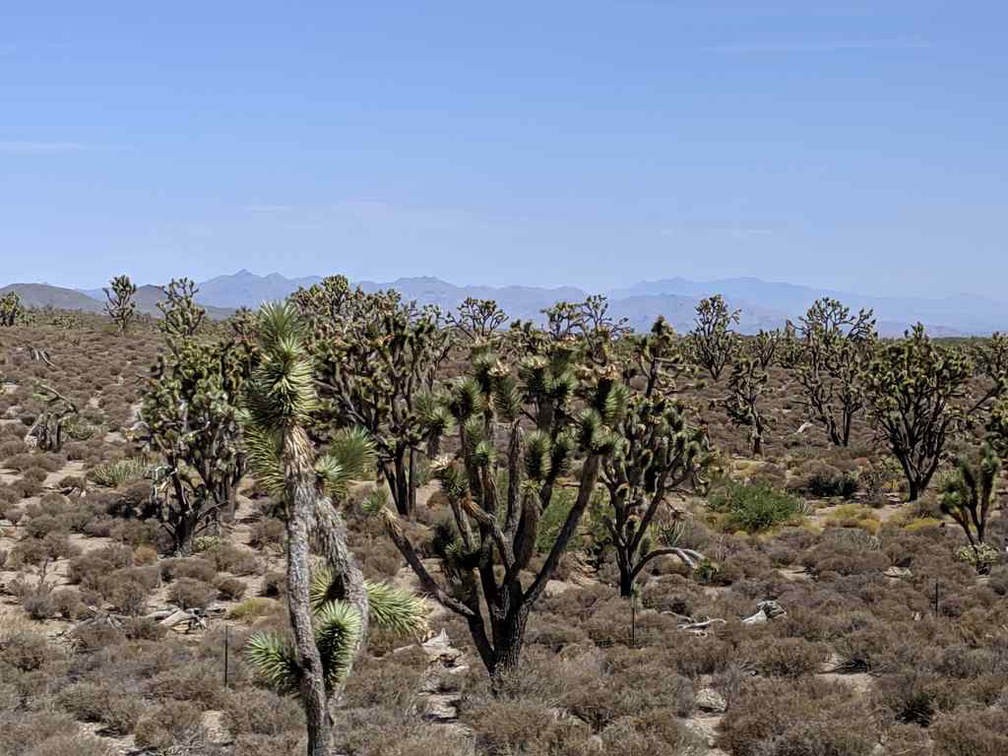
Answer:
[708,481,804,532]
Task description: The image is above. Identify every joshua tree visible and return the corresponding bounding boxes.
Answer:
[865,324,985,500]
[601,321,710,597]
[720,357,769,455]
[690,294,740,380]
[312,287,451,516]
[795,298,877,446]
[778,320,804,369]
[137,337,251,551]
[0,292,30,327]
[750,328,780,370]
[241,301,426,756]
[23,383,79,452]
[103,274,137,335]
[939,442,1001,571]
[383,345,622,686]
[989,400,1008,459]
[447,297,507,351]
[157,277,206,341]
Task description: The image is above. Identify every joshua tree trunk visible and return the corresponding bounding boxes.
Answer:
[284,429,334,756]
[484,605,530,691]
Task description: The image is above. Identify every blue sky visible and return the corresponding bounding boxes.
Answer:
[2,2,1005,297]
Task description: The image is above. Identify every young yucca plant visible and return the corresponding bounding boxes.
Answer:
[88,457,151,488]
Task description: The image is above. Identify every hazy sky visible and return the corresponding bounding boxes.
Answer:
[2,2,1005,297]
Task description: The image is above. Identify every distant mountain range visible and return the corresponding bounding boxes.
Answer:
[3,270,1006,336]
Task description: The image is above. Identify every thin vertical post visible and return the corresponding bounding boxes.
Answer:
[631,593,636,649]
[224,624,230,688]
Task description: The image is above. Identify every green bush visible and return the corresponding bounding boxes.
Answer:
[708,481,804,532]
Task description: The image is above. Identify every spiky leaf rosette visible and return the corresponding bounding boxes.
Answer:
[247,601,363,693]
[315,427,376,497]
[246,632,301,693]
[310,568,429,638]
[244,301,317,433]
[314,601,364,689]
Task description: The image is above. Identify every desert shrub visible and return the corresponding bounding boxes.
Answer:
[601,711,704,756]
[10,477,42,498]
[741,636,826,677]
[205,543,260,576]
[0,629,53,672]
[7,533,77,567]
[133,700,205,752]
[873,672,959,727]
[708,481,804,533]
[248,517,285,550]
[223,688,304,737]
[227,597,279,621]
[787,461,859,498]
[167,577,216,609]
[160,556,217,584]
[801,529,889,577]
[822,503,881,534]
[931,707,1008,756]
[563,651,695,729]
[50,586,86,618]
[0,711,81,756]
[69,622,127,652]
[718,678,873,756]
[22,467,49,484]
[133,544,158,565]
[23,514,62,539]
[466,698,585,755]
[123,617,169,641]
[215,575,247,601]
[24,734,112,756]
[58,682,145,735]
[68,545,133,588]
[145,661,227,708]
[100,570,152,615]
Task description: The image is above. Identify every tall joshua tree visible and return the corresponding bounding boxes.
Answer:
[312,286,451,516]
[104,274,137,335]
[138,338,250,551]
[158,277,206,341]
[602,319,710,597]
[720,357,769,456]
[447,297,508,351]
[795,298,877,446]
[384,345,622,686]
[690,294,740,381]
[241,302,426,756]
[865,324,995,501]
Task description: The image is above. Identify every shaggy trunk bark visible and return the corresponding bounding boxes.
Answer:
[488,608,529,692]
[284,428,334,756]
